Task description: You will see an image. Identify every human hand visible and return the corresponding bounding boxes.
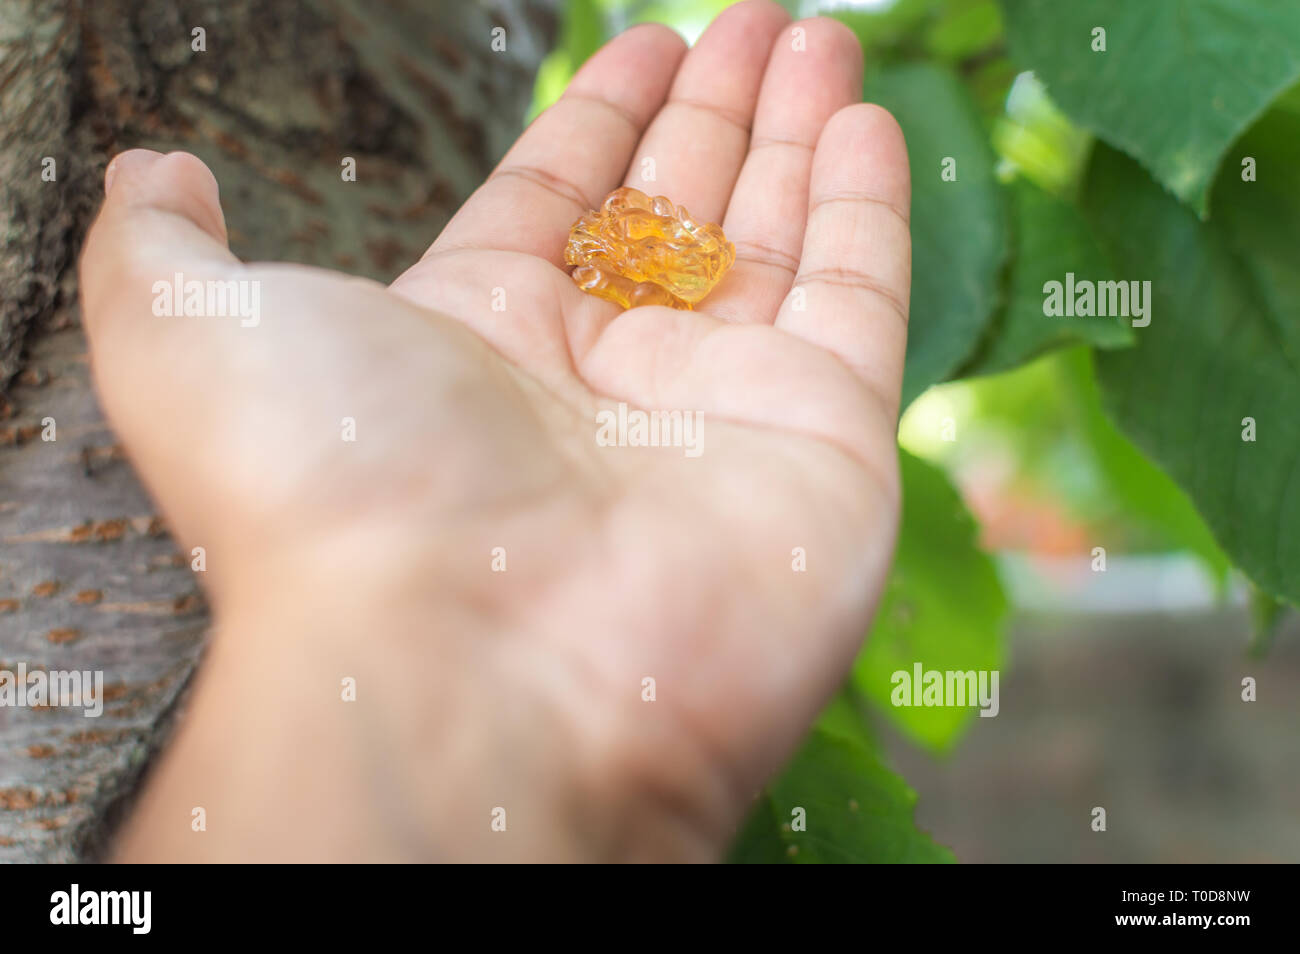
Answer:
[79,0,910,861]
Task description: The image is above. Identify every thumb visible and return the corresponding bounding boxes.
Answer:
[79,149,238,345]
[75,150,253,586]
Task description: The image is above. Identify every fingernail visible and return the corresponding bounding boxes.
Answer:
[103,149,164,197]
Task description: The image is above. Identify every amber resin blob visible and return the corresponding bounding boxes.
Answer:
[565,186,736,310]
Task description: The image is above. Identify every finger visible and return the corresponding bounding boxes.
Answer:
[620,0,790,227]
[425,24,686,265]
[703,17,863,324]
[78,149,252,569]
[79,149,238,348]
[79,148,244,439]
[775,104,911,418]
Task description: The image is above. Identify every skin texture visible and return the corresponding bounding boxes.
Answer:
[79,2,912,861]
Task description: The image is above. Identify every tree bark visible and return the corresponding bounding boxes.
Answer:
[0,0,555,862]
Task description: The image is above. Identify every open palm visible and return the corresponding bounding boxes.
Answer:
[80,1,911,860]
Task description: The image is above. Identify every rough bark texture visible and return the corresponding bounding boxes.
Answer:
[0,0,555,862]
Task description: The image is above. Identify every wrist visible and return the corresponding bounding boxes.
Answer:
[117,554,601,861]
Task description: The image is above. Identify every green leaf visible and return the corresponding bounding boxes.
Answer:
[727,725,954,864]
[990,71,1092,197]
[1083,113,1300,605]
[1001,0,1300,216]
[1063,350,1232,581]
[1214,104,1300,369]
[925,0,1003,62]
[562,0,606,70]
[827,0,939,61]
[866,64,1010,406]
[851,450,1007,751]
[962,179,1133,377]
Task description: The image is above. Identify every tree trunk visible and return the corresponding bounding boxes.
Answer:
[0,0,555,862]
